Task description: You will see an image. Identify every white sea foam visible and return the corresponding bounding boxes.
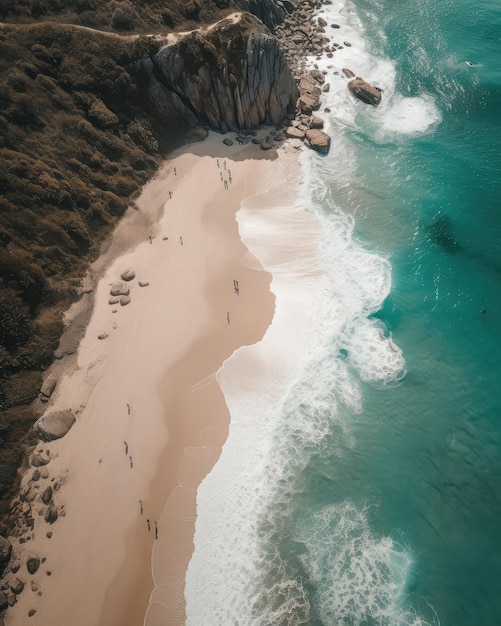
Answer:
[297,502,429,626]
[184,1,434,623]
[314,0,441,141]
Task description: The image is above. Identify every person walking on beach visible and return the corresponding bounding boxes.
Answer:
[124,441,128,455]
[217,159,220,168]
[147,519,151,532]
[126,403,130,415]
[129,455,133,469]
[139,500,143,515]
[154,521,158,539]
[174,167,177,176]
[169,191,172,199]
[149,235,152,244]
[227,311,230,325]
[179,235,183,246]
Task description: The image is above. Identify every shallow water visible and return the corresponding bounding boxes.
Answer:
[185,0,501,623]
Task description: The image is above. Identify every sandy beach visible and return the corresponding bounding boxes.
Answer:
[5,135,295,626]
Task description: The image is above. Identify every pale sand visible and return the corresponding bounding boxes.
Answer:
[5,135,291,626]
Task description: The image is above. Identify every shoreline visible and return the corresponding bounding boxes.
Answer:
[4,133,290,626]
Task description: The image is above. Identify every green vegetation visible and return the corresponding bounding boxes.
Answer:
[0,0,258,530]
[0,24,169,411]
[0,0,234,33]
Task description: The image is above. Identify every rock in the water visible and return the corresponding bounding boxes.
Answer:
[0,537,12,572]
[109,282,129,297]
[10,577,24,595]
[41,486,53,506]
[138,280,149,287]
[120,270,135,282]
[39,377,57,400]
[342,67,356,78]
[120,296,131,306]
[286,126,305,139]
[26,556,40,575]
[44,502,58,524]
[310,116,324,129]
[0,591,7,611]
[348,77,381,106]
[34,410,76,442]
[223,138,234,146]
[305,129,331,154]
[97,333,109,340]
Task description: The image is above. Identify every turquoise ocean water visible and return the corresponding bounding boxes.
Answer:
[185,1,501,624]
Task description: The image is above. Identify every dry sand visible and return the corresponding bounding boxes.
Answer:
[5,135,294,626]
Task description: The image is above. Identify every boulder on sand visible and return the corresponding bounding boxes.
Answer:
[120,270,135,281]
[34,410,76,441]
[109,282,129,297]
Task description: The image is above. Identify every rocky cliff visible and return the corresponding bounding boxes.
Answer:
[139,12,298,132]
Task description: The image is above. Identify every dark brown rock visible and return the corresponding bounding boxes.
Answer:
[27,555,40,575]
[310,116,324,129]
[348,77,382,106]
[10,577,24,595]
[41,486,53,505]
[120,270,135,281]
[342,68,356,78]
[305,129,331,154]
[44,502,58,524]
[34,410,76,441]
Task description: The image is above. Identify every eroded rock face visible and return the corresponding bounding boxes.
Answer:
[34,410,76,441]
[348,77,382,106]
[142,12,298,132]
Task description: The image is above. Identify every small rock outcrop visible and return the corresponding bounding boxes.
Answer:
[305,129,331,154]
[39,377,57,402]
[44,502,58,525]
[26,555,40,575]
[110,282,129,297]
[120,270,135,282]
[10,577,24,595]
[348,76,382,106]
[34,409,76,441]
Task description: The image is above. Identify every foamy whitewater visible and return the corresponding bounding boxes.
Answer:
[185,0,501,623]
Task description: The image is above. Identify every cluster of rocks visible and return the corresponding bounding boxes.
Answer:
[275,0,334,79]
[107,269,149,312]
[0,446,64,619]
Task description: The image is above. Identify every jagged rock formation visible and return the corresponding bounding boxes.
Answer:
[233,0,293,32]
[139,12,298,132]
[348,76,382,106]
